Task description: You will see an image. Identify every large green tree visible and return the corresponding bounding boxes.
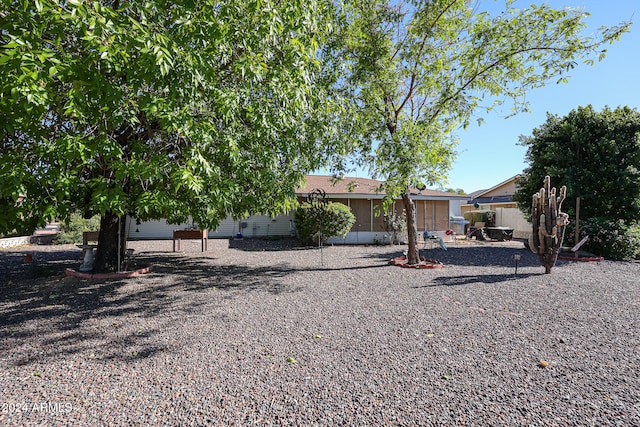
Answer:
[340,0,630,264]
[1,0,347,272]
[514,105,640,224]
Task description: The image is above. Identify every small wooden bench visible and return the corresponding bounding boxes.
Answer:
[173,229,208,252]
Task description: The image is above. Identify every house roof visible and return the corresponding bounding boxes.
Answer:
[470,175,521,198]
[297,175,466,199]
[467,195,514,205]
[466,189,487,199]
[465,175,521,205]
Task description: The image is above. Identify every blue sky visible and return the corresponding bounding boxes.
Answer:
[447,0,639,193]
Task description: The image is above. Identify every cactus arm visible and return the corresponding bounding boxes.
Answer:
[530,176,570,273]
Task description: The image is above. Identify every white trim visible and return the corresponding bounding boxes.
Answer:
[370,199,373,232]
[431,202,435,230]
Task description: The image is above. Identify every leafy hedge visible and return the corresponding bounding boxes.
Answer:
[566,217,640,261]
[514,106,640,223]
[295,202,355,246]
[54,213,101,244]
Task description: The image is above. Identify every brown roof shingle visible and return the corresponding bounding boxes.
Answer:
[297,175,384,196]
[296,175,465,199]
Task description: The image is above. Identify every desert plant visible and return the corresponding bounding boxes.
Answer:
[566,217,640,261]
[295,202,355,246]
[54,213,101,244]
[529,176,570,273]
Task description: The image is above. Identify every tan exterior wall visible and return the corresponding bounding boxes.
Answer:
[460,205,531,239]
[461,205,474,215]
[491,202,517,210]
[495,208,532,239]
[484,180,517,197]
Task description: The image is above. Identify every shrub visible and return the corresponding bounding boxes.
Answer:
[54,213,101,244]
[383,211,407,244]
[566,217,640,260]
[295,202,355,246]
[514,106,640,223]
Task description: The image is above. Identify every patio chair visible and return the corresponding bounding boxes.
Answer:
[422,231,447,251]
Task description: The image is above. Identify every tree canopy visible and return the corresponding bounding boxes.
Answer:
[337,0,630,264]
[514,105,640,223]
[1,0,347,271]
[1,0,632,270]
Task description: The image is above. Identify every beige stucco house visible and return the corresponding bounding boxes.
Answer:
[128,175,467,244]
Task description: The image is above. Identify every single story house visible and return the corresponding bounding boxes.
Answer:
[461,175,531,239]
[461,175,521,214]
[127,175,467,244]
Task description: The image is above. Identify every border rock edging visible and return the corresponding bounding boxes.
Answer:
[64,266,153,279]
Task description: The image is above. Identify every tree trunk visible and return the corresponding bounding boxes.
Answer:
[94,211,127,273]
[402,192,420,265]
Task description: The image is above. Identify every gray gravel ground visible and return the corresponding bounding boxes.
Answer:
[1,238,639,426]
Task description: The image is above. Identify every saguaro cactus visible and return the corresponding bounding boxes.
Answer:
[529,176,570,274]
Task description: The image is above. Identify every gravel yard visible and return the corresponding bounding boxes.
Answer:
[1,238,639,426]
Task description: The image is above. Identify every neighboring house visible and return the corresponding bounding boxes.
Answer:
[128,175,467,244]
[461,175,520,213]
[462,175,531,239]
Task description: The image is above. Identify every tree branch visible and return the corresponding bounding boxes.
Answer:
[395,0,458,118]
[428,45,575,124]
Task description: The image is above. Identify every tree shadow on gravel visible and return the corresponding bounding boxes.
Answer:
[414,272,543,288]
[0,249,300,367]
[0,247,82,285]
[363,246,560,269]
[144,252,299,291]
[227,237,311,252]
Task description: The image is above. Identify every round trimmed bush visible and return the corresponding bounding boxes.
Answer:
[295,202,355,246]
